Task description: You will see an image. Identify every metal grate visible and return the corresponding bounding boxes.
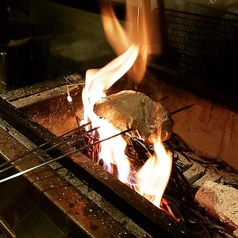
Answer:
[161,8,238,89]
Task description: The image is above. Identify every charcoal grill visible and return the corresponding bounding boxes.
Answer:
[1,1,238,238]
[0,78,192,238]
[0,72,238,237]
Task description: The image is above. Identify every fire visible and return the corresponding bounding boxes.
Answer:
[136,134,172,208]
[81,0,172,212]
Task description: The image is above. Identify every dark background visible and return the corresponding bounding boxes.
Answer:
[0,0,238,108]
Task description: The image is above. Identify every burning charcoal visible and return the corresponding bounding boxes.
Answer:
[124,136,152,169]
[165,162,191,204]
[93,90,173,142]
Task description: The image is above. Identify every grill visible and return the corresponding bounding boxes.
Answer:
[1,1,238,237]
[0,73,238,238]
[0,79,187,238]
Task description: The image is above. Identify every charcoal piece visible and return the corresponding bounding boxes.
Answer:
[124,137,151,169]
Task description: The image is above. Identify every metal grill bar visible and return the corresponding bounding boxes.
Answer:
[160,8,238,88]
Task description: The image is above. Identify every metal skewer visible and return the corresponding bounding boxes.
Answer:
[0,126,98,174]
[170,104,195,115]
[0,122,92,171]
[0,128,134,184]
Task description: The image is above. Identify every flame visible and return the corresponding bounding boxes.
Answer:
[136,134,172,208]
[81,0,172,211]
[97,121,130,183]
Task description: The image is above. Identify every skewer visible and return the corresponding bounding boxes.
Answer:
[0,122,92,171]
[0,125,98,174]
[0,127,99,174]
[0,128,134,184]
[170,104,195,115]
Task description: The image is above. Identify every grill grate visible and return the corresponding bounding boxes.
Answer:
[159,8,238,93]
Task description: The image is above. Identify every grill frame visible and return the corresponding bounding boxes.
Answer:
[0,90,189,238]
[1,75,238,237]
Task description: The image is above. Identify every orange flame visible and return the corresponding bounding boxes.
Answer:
[81,0,172,210]
[136,134,172,208]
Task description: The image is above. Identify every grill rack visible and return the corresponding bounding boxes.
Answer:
[156,7,238,94]
[0,95,188,238]
[1,79,238,237]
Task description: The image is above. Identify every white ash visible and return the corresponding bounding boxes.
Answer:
[195,180,238,233]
